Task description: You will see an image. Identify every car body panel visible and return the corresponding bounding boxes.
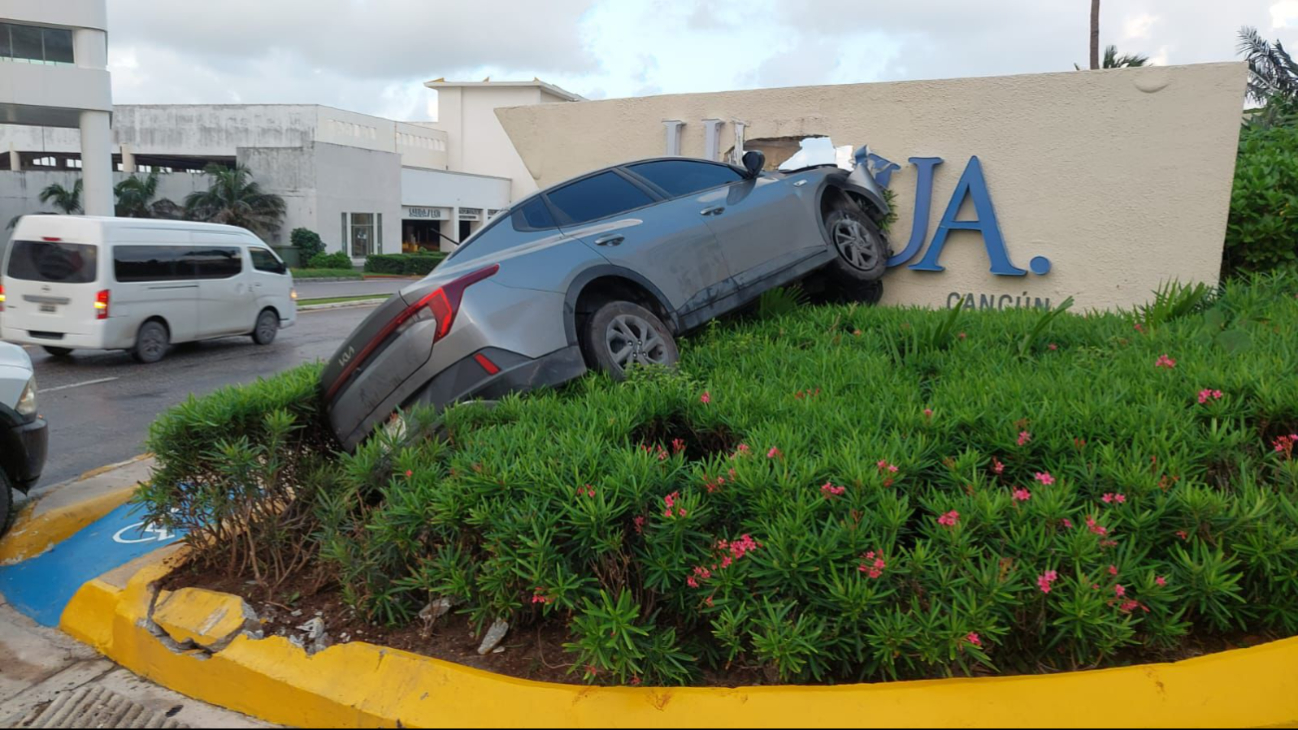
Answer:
[0,341,46,491]
[323,150,892,450]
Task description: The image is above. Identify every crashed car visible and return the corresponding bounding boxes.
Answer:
[322,147,891,450]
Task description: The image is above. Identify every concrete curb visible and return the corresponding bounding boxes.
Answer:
[296,299,385,312]
[58,550,1298,729]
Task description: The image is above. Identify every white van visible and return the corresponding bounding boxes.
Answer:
[0,216,296,363]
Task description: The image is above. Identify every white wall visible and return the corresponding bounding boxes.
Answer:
[430,86,552,200]
[400,168,509,209]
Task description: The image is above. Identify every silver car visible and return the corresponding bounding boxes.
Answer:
[322,149,891,450]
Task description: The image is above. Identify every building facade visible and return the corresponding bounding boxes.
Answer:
[0,79,581,261]
[0,0,113,216]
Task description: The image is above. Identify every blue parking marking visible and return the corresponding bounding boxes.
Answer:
[0,502,183,626]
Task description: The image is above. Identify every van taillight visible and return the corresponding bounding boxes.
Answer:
[0,284,5,312]
[95,289,110,320]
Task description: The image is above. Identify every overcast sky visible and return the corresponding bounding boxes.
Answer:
[106,0,1298,121]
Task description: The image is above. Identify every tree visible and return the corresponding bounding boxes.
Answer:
[1237,26,1298,127]
[114,171,181,219]
[38,179,83,214]
[183,164,286,239]
[1076,45,1149,71]
[1090,0,1101,70]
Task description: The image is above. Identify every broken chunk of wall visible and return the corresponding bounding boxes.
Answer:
[496,63,1247,311]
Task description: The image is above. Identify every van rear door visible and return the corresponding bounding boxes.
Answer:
[3,239,102,337]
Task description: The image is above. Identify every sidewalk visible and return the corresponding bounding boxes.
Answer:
[0,456,272,729]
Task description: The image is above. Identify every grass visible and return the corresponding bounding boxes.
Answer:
[297,294,388,306]
[142,269,1298,688]
[291,267,362,280]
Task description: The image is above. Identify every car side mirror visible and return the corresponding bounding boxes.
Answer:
[741,150,766,179]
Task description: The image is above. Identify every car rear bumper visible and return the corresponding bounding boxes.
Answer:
[2,415,47,491]
[0,323,124,350]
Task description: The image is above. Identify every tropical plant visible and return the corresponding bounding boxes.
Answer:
[114,171,180,219]
[1238,27,1298,128]
[183,164,286,238]
[1224,122,1298,274]
[1076,45,1149,71]
[38,179,82,214]
[291,227,326,260]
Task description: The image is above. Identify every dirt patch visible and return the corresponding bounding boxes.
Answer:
[630,413,740,462]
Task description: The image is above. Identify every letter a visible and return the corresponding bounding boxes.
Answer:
[908,156,1025,276]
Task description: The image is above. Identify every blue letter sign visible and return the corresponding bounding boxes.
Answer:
[909,156,1026,276]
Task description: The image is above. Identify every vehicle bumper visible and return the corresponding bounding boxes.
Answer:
[0,323,124,350]
[2,416,47,491]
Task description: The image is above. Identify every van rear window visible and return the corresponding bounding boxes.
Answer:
[6,240,98,284]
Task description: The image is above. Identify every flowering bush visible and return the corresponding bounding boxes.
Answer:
[146,270,1298,686]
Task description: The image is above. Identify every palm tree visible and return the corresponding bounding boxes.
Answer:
[183,164,286,238]
[1090,0,1101,70]
[114,171,181,219]
[1237,26,1298,124]
[1075,45,1149,70]
[38,179,83,214]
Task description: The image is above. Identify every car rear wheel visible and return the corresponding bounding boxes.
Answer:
[824,203,887,284]
[584,301,678,380]
[252,309,279,345]
[42,346,73,358]
[132,321,169,364]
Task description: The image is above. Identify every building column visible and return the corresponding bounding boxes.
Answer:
[9,145,19,172]
[79,110,113,216]
[703,119,723,162]
[121,144,136,174]
[443,206,460,253]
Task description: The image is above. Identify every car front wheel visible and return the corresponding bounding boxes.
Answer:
[583,301,678,380]
[252,309,279,345]
[824,202,887,284]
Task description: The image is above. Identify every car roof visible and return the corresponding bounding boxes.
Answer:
[11,215,257,240]
[525,156,748,204]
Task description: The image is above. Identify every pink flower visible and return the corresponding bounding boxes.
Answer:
[1086,516,1109,536]
[821,482,846,499]
[937,510,960,528]
[1134,322,1145,333]
[1119,599,1143,613]
[704,597,713,608]
[1018,431,1032,447]
[686,576,699,589]
[1013,488,1031,502]
[1155,354,1177,369]
[531,588,552,605]
[405,469,413,478]
[1034,472,1055,486]
[1048,343,1058,351]
[992,458,1005,475]
[672,438,686,454]
[1115,494,1126,504]
[924,408,934,419]
[1037,570,1059,594]
[662,492,686,518]
[1061,518,1074,529]
[767,446,782,459]
[633,516,645,534]
[1114,584,1126,598]
[630,676,642,686]
[858,551,887,579]
[966,632,982,647]
[958,332,967,340]
[1108,565,1119,576]
[700,391,711,404]
[1176,530,1189,540]
[1198,389,1224,405]
[737,443,751,455]
[1156,576,1167,587]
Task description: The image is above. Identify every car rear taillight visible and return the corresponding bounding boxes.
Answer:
[325,264,499,401]
[95,289,110,320]
[0,284,5,312]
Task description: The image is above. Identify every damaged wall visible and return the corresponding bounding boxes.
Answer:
[496,63,1247,311]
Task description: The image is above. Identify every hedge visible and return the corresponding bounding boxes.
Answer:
[363,252,447,276]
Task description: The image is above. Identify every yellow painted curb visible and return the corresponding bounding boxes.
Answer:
[78,452,153,482]
[59,552,1298,729]
[0,486,136,563]
[152,587,258,649]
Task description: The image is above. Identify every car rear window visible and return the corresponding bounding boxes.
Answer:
[6,240,98,284]
[546,171,655,225]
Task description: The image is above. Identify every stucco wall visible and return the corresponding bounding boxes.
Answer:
[497,63,1248,312]
[400,167,510,210]
[429,86,549,200]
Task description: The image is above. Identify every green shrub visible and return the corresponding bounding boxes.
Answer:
[291,267,362,280]
[1225,123,1298,275]
[308,251,353,270]
[136,365,334,592]
[363,252,446,276]
[291,227,326,260]
[143,271,1298,685]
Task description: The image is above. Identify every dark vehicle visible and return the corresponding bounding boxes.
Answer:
[0,342,47,534]
[322,148,892,449]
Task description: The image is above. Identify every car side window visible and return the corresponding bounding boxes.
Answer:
[546,171,655,226]
[626,160,743,198]
[512,197,556,231]
[250,247,286,274]
[186,247,242,279]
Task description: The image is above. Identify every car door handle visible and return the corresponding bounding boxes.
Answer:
[793,180,808,187]
[594,234,625,247]
[701,206,725,216]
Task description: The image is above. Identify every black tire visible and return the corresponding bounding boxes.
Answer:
[252,309,279,345]
[824,203,887,284]
[42,346,73,358]
[132,320,169,364]
[583,301,678,380]
[0,469,14,538]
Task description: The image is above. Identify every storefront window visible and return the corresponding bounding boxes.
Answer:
[349,213,375,258]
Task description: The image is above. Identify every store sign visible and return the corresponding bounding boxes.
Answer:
[869,154,1051,278]
[404,206,448,220]
[459,207,483,222]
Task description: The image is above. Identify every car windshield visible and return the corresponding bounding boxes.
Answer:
[6,240,99,284]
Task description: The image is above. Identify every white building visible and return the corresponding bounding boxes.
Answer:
[0,79,582,261]
[0,0,113,216]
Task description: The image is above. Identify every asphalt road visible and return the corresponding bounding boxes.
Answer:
[27,305,377,488]
[294,278,411,300]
